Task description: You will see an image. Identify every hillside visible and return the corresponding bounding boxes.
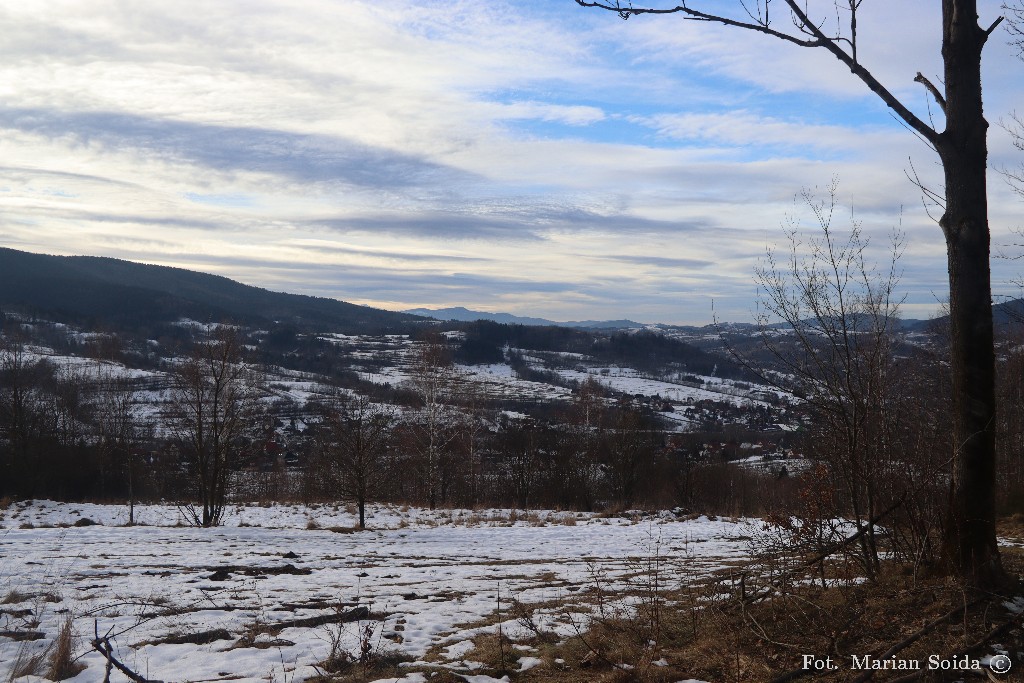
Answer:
[0,247,423,333]
[404,306,642,329]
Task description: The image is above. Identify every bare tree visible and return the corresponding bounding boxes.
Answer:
[754,184,908,577]
[558,377,607,510]
[320,394,394,529]
[0,338,47,496]
[497,414,543,510]
[405,335,462,509]
[95,372,141,524]
[602,407,658,509]
[577,0,1006,586]
[169,327,260,527]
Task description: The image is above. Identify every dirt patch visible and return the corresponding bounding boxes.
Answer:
[158,628,234,645]
[204,563,313,581]
[0,630,45,642]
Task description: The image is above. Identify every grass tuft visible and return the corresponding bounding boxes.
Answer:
[45,615,85,681]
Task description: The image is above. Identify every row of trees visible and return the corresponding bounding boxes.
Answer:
[4,295,1023,573]
[304,382,673,528]
[0,328,684,526]
[0,327,264,526]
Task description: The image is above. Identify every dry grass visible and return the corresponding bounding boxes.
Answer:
[45,615,84,681]
[8,644,48,681]
[406,523,1024,683]
[306,621,411,683]
[504,555,1024,683]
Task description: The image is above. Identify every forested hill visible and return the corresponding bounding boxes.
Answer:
[0,247,423,333]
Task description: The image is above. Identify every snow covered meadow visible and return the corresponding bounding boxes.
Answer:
[0,502,752,683]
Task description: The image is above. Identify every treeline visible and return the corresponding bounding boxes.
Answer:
[1,329,771,525]
[5,311,1024,544]
[450,321,752,379]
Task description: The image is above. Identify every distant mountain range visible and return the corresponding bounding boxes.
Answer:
[404,306,643,330]
[0,247,421,333]
[1,247,1020,337]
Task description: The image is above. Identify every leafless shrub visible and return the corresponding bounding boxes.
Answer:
[311,606,403,681]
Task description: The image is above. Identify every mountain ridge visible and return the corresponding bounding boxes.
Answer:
[404,306,643,329]
[0,247,422,333]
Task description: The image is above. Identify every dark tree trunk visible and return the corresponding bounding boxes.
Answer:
[937,0,1005,587]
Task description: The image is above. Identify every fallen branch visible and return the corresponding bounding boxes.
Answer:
[93,622,163,683]
[744,501,905,615]
[150,605,372,646]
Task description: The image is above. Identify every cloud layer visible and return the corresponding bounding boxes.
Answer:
[0,0,1020,324]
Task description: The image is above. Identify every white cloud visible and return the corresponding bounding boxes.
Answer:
[0,0,1019,324]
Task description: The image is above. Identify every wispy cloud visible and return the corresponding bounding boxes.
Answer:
[0,107,475,190]
[0,1,1018,324]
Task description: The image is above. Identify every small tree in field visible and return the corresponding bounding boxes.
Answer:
[170,327,260,527]
[95,373,141,524]
[405,335,462,509]
[753,184,947,577]
[577,0,1007,586]
[320,394,394,529]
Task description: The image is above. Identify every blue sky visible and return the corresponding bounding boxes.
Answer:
[0,0,1021,324]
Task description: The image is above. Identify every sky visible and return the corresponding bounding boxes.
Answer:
[0,0,1022,325]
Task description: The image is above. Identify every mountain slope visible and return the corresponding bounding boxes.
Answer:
[0,247,421,332]
[405,306,642,329]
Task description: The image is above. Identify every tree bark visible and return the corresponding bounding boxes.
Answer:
[936,0,1005,586]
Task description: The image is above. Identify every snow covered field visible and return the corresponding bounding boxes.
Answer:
[0,502,750,683]
[552,367,782,408]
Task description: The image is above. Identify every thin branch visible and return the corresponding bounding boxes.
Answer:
[913,72,947,113]
[904,157,945,226]
[577,0,939,144]
[575,1,827,47]
[985,15,1005,36]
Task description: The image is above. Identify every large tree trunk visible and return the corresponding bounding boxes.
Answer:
[938,0,1005,587]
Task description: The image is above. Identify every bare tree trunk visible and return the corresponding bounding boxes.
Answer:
[935,0,1004,586]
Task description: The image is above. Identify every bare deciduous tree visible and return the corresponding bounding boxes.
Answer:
[755,184,908,577]
[0,338,47,495]
[320,394,394,529]
[577,0,1006,585]
[95,372,142,524]
[405,336,462,509]
[169,327,260,527]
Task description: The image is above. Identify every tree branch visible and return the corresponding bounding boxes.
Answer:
[574,1,826,47]
[576,0,940,144]
[779,0,939,143]
[93,633,163,683]
[985,15,1005,37]
[914,72,947,113]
